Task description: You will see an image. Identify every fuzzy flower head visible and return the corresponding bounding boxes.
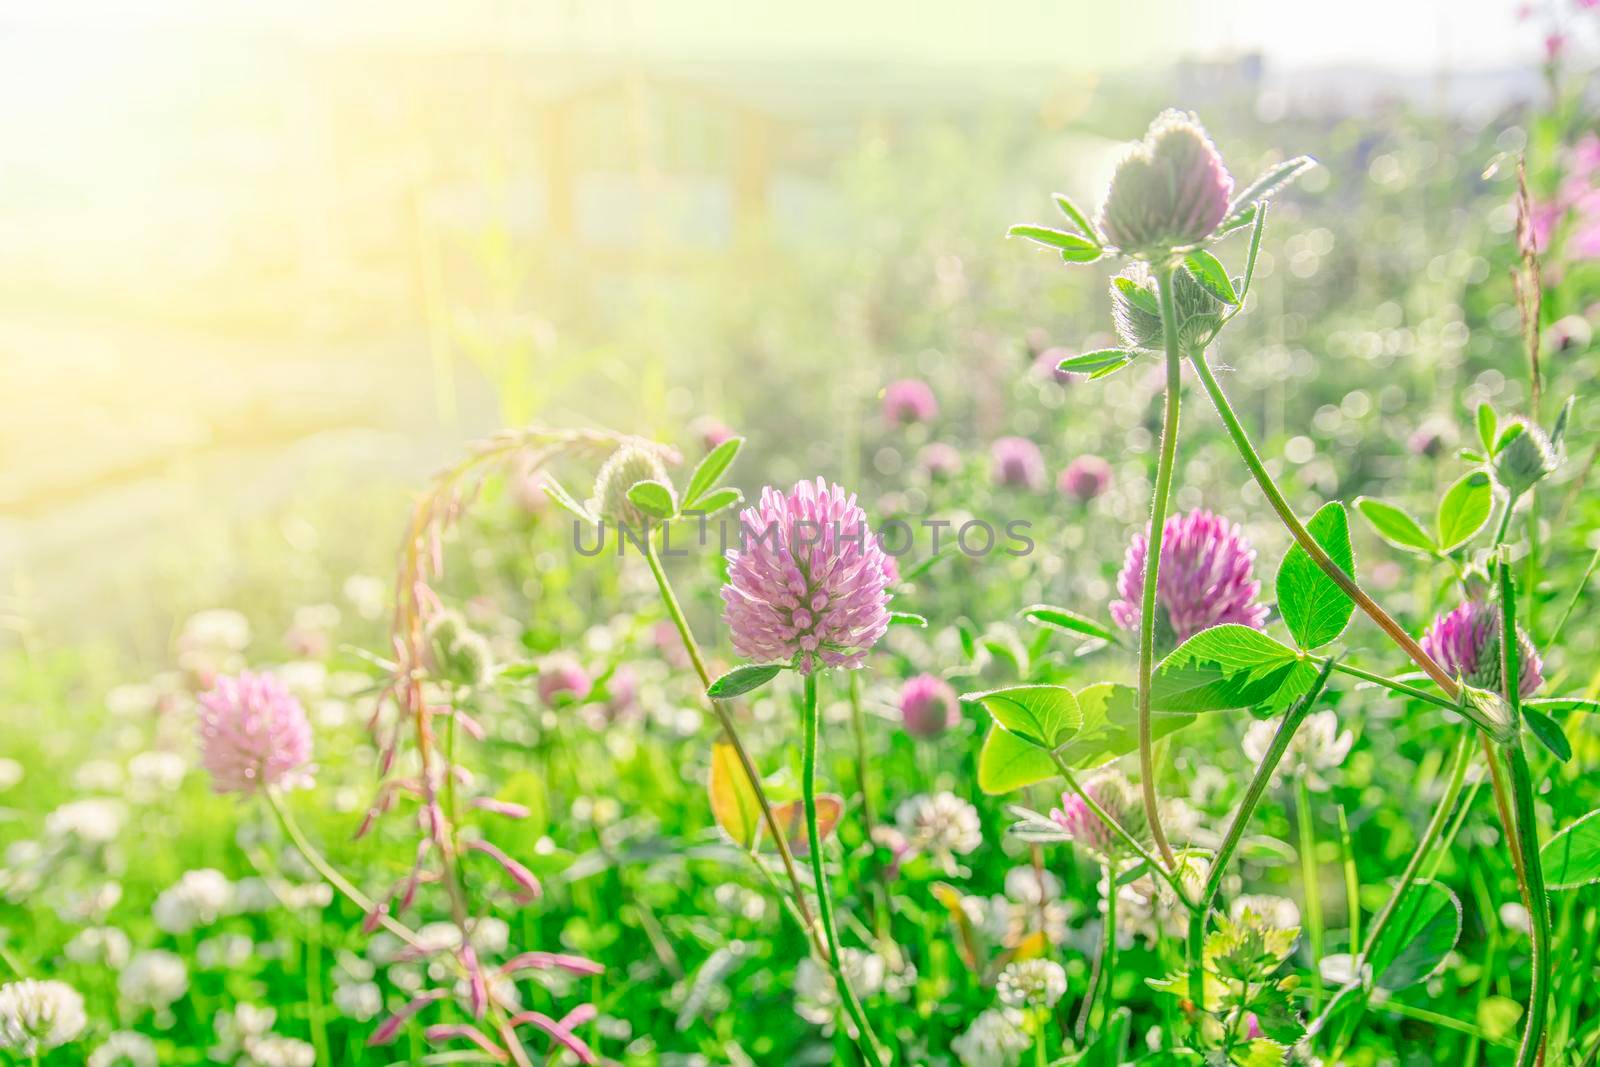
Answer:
[953,1008,1031,1067]
[995,959,1067,1011]
[0,980,86,1055]
[1058,455,1113,502]
[537,657,593,705]
[898,673,961,737]
[896,791,984,873]
[1422,600,1543,699]
[1242,709,1355,791]
[196,672,313,795]
[1493,418,1560,497]
[990,437,1046,491]
[883,379,939,425]
[720,478,893,673]
[588,445,674,528]
[1110,509,1268,647]
[1049,769,1148,864]
[918,442,963,479]
[1098,110,1234,256]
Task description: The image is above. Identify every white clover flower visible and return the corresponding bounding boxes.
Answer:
[127,751,187,799]
[105,683,161,719]
[65,926,132,969]
[794,948,887,1028]
[1231,894,1301,930]
[896,791,984,873]
[995,959,1067,1011]
[1243,709,1354,791]
[196,934,255,971]
[210,1005,276,1062]
[56,881,123,924]
[74,759,125,792]
[87,1030,158,1067]
[230,877,278,914]
[45,797,127,845]
[180,609,252,653]
[333,980,382,1022]
[119,951,189,1011]
[153,868,234,935]
[469,916,510,956]
[241,1035,316,1067]
[1003,866,1061,905]
[0,980,86,1054]
[952,1007,1031,1067]
[1105,854,1210,948]
[0,759,22,792]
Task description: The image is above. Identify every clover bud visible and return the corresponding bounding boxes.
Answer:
[1099,111,1234,256]
[426,611,496,689]
[588,446,674,528]
[1110,264,1224,353]
[1493,418,1559,497]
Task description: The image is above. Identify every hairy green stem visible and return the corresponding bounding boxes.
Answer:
[1325,660,1456,711]
[1186,659,1333,1008]
[1139,266,1187,871]
[643,538,821,949]
[1101,872,1118,1029]
[1050,752,1193,907]
[1498,555,1550,1067]
[1297,775,1326,1010]
[803,672,886,1067]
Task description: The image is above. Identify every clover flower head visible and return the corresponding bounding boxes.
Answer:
[990,437,1046,491]
[953,1007,1031,1067]
[537,657,593,705]
[1110,508,1268,646]
[119,950,189,1010]
[1242,708,1354,791]
[588,445,674,528]
[1059,455,1113,502]
[88,1031,159,1067]
[1050,769,1148,863]
[720,478,893,673]
[197,672,314,795]
[898,673,961,737]
[918,442,963,479]
[1494,418,1560,496]
[896,791,984,873]
[883,379,939,425]
[794,948,888,1028]
[693,416,735,451]
[995,959,1067,1011]
[1422,599,1543,699]
[1110,263,1224,351]
[154,868,235,935]
[1099,110,1234,255]
[0,980,86,1055]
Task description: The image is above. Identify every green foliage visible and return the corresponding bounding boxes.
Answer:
[1541,808,1600,890]
[1435,471,1493,552]
[1275,501,1355,649]
[1150,626,1317,713]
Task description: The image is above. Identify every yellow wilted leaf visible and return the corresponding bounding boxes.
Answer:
[708,741,761,851]
[768,794,842,858]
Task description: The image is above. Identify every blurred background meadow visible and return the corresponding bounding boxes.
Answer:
[2,1,1599,1064]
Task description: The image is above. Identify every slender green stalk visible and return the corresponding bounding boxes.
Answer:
[1138,265,1187,871]
[1296,776,1325,1010]
[1101,874,1118,1028]
[1325,659,1456,711]
[847,672,894,946]
[1336,805,1360,954]
[803,672,886,1067]
[1498,555,1550,1067]
[643,538,820,947]
[1545,541,1600,645]
[1186,350,1460,699]
[1049,752,1192,906]
[1186,659,1332,1007]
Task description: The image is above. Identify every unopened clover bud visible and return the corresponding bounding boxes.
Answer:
[1110,264,1224,353]
[588,445,674,528]
[426,611,496,688]
[1098,111,1234,256]
[1493,418,1559,497]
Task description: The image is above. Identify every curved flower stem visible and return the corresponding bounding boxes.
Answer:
[1306,726,1472,1044]
[1185,350,1460,699]
[1185,658,1333,1010]
[1498,554,1550,1067]
[1049,752,1193,908]
[803,671,887,1067]
[265,789,432,953]
[1323,660,1456,711]
[1140,266,1187,871]
[642,537,822,952]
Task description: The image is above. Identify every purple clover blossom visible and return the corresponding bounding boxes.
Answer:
[990,437,1046,491]
[882,379,939,425]
[1098,111,1234,255]
[196,672,314,794]
[1058,455,1113,502]
[1110,509,1268,645]
[898,674,960,738]
[1048,770,1148,864]
[918,442,962,479]
[1421,600,1543,699]
[537,659,592,705]
[720,478,893,673]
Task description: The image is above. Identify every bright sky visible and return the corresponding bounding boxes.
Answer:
[7,0,1562,70]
